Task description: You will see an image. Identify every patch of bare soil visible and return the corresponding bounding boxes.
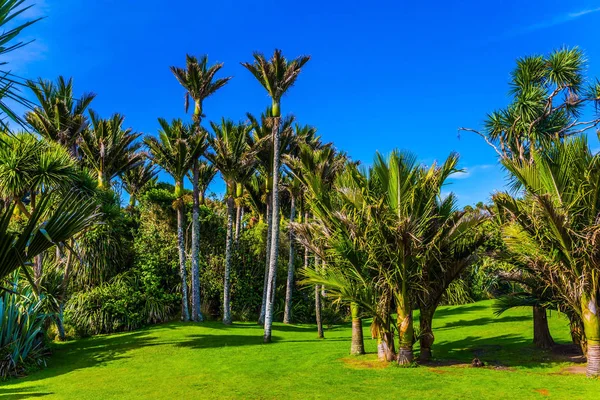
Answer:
[551,344,585,363]
[554,365,586,375]
[534,388,550,396]
[341,357,390,370]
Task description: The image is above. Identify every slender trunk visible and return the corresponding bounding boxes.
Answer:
[129,194,136,208]
[419,307,435,362]
[235,204,242,245]
[532,305,554,349]
[57,248,73,341]
[581,293,600,376]
[283,196,296,324]
[191,162,203,322]
[177,202,190,321]
[223,195,234,324]
[314,254,324,339]
[259,196,272,324]
[397,283,414,365]
[264,116,282,343]
[350,302,365,355]
[34,253,43,290]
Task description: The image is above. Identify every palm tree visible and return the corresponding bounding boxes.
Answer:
[370,150,460,364]
[206,119,256,324]
[80,111,144,189]
[417,202,488,361]
[171,54,231,322]
[195,160,217,205]
[247,109,295,324]
[145,118,207,321]
[25,76,95,158]
[494,135,600,376]
[288,142,347,337]
[242,49,310,342]
[282,174,302,324]
[122,161,158,208]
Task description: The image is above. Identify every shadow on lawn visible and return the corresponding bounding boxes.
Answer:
[0,386,53,398]
[431,333,580,369]
[437,315,530,330]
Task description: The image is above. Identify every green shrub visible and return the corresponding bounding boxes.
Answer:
[0,276,49,379]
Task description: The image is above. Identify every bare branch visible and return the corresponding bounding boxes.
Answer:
[458,127,503,158]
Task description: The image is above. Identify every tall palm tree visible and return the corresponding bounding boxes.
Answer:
[282,174,302,324]
[206,119,256,324]
[494,135,600,376]
[122,161,158,208]
[195,160,217,205]
[25,76,95,158]
[145,118,207,321]
[242,49,310,342]
[171,54,231,322]
[370,150,459,364]
[247,109,295,324]
[288,142,348,337]
[80,111,144,189]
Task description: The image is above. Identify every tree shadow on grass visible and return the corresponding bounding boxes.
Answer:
[0,386,53,399]
[432,303,489,319]
[431,333,577,369]
[437,315,530,330]
[0,330,164,386]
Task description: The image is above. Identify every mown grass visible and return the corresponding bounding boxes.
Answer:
[1,300,599,399]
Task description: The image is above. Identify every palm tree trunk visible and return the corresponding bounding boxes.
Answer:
[223,195,235,325]
[191,162,203,322]
[419,307,435,362]
[264,116,282,343]
[283,196,296,324]
[350,302,365,355]
[533,305,554,349]
[581,294,600,376]
[377,332,396,361]
[34,253,43,289]
[177,203,190,321]
[314,254,324,339]
[57,247,73,341]
[397,282,414,365]
[235,204,242,244]
[259,195,272,324]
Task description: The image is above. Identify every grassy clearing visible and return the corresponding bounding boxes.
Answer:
[1,300,599,399]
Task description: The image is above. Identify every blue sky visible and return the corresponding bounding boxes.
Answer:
[11,0,600,206]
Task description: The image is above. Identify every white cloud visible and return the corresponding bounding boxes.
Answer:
[485,7,600,43]
[449,164,494,180]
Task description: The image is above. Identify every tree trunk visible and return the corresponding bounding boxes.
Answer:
[314,254,324,339]
[264,116,282,343]
[191,162,203,322]
[350,302,365,355]
[569,314,586,354]
[57,248,73,341]
[34,253,43,290]
[377,332,396,361]
[177,203,190,321]
[223,195,234,325]
[283,196,296,324]
[397,285,414,365]
[259,195,272,324]
[532,305,554,349]
[419,307,435,362]
[581,294,600,376]
[235,204,242,244]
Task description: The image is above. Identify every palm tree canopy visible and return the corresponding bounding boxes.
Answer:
[145,118,208,190]
[206,118,256,192]
[122,161,158,199]
[241,49,310,115]
[25,76,95,152]
[0,131,78,199]
[80,111,144,188]
[170,54,231,120]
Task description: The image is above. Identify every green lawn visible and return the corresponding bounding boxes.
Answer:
[2,300,599,399]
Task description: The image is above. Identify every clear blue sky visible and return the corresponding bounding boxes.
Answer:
[12,0,600,206]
